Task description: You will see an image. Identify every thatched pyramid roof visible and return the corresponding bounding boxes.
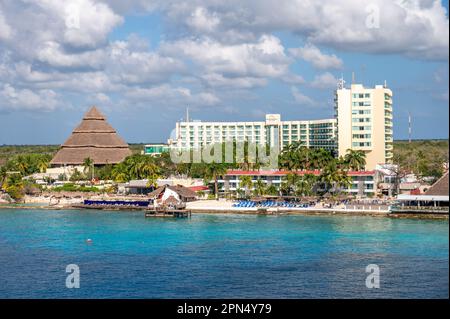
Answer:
[425,172,449,196]
[50,106,132,165]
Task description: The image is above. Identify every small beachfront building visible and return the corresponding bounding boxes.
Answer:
[50,106,132,167]
[395,172,449,213]
[148,185,197,207]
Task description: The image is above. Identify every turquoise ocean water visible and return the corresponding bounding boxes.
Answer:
[0,209,448,298]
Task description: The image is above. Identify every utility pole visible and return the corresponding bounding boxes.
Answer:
[408,112,412,143]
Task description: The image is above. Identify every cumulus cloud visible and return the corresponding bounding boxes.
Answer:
[291,86,316,106]
[107,39,185,85]
[125,84,220,107]
[186,7,220,33]
[289,43,343,69]
[0,9,12,40]
[0,84,61,111]
[310,72,339,89]
[162,35,289,77]
[281,74,306,85]
[0,0,123,61]
[161,34,291,89]
[0,0,448,115]
[154,0,449,61]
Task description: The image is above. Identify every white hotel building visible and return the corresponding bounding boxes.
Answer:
[171,114,337,154]
[169,81,393,170]
[335,82,393,169]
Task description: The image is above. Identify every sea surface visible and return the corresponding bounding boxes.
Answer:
[0,209,448,298]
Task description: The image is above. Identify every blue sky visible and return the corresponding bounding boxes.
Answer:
[0,0,448,144]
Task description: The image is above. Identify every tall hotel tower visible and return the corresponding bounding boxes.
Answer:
[334,79,393,170]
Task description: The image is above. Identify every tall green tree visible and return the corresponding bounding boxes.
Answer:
[344,149,366,171]
[37,157,49,173]
[203,163,228,200]
[239,175,253,197]
[253,178,266,196]
[83,157,94,180]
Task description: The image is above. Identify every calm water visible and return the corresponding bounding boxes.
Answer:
[0,209,448,298]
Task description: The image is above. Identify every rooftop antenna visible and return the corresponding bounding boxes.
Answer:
[408,112,412,143]
[186,107,189,123]
[337,75,345,90]
[384,80,387,88]
[351,71,355,84]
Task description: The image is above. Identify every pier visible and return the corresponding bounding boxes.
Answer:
[145,208,191,218]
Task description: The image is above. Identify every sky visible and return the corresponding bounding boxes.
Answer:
[0,0,449,145]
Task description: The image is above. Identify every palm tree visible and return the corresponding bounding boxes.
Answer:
[143,161,161,189]
[253,178,266,196]
[203,163,228,200]
[344,149,366,171]
[294,174,315,196]
[4,173,24,189]
[37,157,49,173]
[239,175,253,197]
[319,162,340,194]
[336,171,353,192]
[265,184,279,196]
[303,173,318,195]
[83,157,94,180]
[15,155,29,176]
[0,166,7,188]
[281,173,299,195]
[111,163,128,182]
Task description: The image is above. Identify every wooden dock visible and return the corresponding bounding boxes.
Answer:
[145,209,191,218]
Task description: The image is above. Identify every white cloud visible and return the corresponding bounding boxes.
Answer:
[0,84,61,111]
[281,74,306,85]
[40,0,123,49]
[107,40,185,85]
[0,0,448,115]
[157,0,449,61]
[289,43,343,69]
[90,92,111,103]
[310,72,338,89]
[201,73,267,89]
[35,41,106,69]
[0,9,12,40]
[186,7,220,33]
[125,85,220,107]
[0,0,123,70]
[161,34,291,87]
[291,86,316,106]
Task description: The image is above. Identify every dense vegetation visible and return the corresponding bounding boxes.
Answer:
[1,140,447,201]
[393,140,448,182]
